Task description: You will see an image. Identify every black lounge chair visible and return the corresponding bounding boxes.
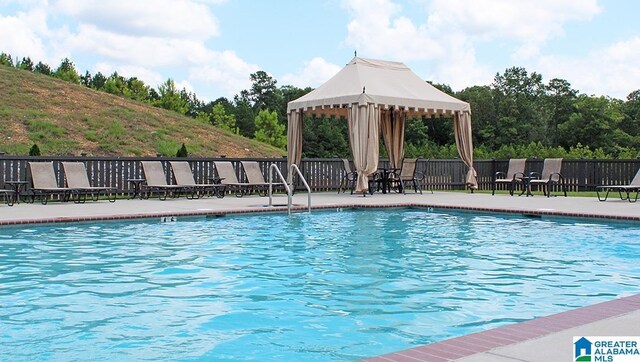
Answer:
[492,158,526,196]
[596,168,640,203]
[528,158,567,197]
[62,162,117,203]
[27,161,74,204]
[170,161,226,198]
[141,161,194,200]
[0,188,15,206]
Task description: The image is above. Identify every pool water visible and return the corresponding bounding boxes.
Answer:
[1,209,640,361]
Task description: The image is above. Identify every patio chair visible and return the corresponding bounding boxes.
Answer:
[214,161,251,197]
[27,161,74,204]
[338,159,357,194]
[240,161,271,196]
[0,188,15,206]
[528,158,567,197]
[596,167,640,203]
[141,161,194,200]
[62,162,117,203]
[492,158,526,196]
[169,161,226,198]
[390,158,428,194]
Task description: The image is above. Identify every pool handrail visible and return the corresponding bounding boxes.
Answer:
[289,164,311,213]
[268,164,292,215]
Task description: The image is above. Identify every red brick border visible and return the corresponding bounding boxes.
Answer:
[365,294,640,361]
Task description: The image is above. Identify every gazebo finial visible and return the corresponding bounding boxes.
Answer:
[362,86,366,93]
[354,50,357,57]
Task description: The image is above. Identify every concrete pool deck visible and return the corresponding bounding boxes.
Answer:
[1,190,639,361]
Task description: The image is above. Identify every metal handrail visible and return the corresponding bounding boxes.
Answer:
[268,164,292,215]
[289,163,311,213]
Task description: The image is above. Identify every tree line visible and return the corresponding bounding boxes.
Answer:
[2,52,639,159]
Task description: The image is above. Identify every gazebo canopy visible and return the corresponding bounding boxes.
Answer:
[286,57,476,192]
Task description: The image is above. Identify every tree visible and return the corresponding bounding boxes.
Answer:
[0,52,13,66]
[210,103,237,132]
[125,77,151,102]
[557,95,625,154]
[80,70,92,87]
[154,79,188,114]
[17,57,34,71]
[29,143,41,156]
[91,72,107,90]
[232,93,256,137]
[176,143,188,157]
[302,116,350,157]
[249,71,280,111]
[53,58,81,83]
[34,61,52,75]
[491,67,547,146]
[545,78,577,146]
[254,109,286,148]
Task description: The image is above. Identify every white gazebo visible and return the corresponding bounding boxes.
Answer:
[286,57,476,192]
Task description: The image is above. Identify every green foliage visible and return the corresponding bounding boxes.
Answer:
[29,143,41,156]
[176,143,189,157]
[254,109,286,149]
[34,61,51,75]
[0,52,13,66]
[53,58,80,84]
[154,79,188,114]
[302,116,350,157]
[17,57,34,71]
[210,103,237,132]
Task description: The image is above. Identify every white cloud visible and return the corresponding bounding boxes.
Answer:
[0,7,49,61]
[188,50,260,99]
[537,37,640,99]
[280,57,342,88]
[341,0,604,92]
[342,0,444,61]
[53,0,219,39]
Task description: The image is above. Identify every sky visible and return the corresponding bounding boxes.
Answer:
[1,0,639,102]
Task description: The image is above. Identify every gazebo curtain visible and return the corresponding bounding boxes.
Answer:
[454,111,477,189]
[286,110,303,182]
[348,104,380,192]
[380,109,405,170]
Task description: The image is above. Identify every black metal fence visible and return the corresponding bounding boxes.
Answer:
[1,155,639,195]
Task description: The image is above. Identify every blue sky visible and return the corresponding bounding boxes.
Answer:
[1,0,639,101]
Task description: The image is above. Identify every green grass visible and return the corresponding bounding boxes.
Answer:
[0,65,285,157]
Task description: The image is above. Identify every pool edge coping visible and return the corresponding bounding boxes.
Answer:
[364,293,640,362]
[1,201,638,226]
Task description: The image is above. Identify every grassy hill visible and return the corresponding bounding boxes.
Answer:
[0,66,285,157]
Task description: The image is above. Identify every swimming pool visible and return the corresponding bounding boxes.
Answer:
[1,209,639,361]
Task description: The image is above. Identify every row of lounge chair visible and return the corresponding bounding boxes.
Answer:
[139,160,270,199]
[1,160,277,205]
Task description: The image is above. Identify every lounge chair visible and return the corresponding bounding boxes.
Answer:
[140,161,194,200]
[169,161,226,198]
[393,158,428,194]
[240,161,271,196]
[0,188,15,206]
[62,162,117,203]
[492,158,526,196]
[596,167,640,203]
[213,161,250,197]
[338,159,357,194]
[528,158,567,197]
[27,161,74,204]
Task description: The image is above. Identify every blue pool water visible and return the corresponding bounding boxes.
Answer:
[1,209,640,361]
